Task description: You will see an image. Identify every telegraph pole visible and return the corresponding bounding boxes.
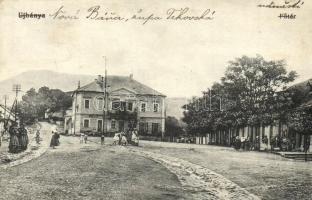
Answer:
[3,95,8,135]
[102,56,108,136]
[73,81,80,135]
[219,96,222,111]
[3,95,8,120]
[12,84,21,123]
[209,89,212,111]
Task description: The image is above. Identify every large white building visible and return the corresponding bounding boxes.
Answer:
[64,75,166,136]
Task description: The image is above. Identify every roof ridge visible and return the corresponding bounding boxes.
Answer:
[76,76,166,97]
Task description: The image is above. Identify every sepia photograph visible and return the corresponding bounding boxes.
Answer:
[0,0,311,199]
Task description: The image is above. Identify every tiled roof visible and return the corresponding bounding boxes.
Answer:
[76,76,166,97]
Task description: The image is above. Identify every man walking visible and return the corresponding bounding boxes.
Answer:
[84,134,88,144]
[101,134,105,145]
[80,133,84,144]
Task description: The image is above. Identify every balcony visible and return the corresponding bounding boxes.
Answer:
[107,109,138,120]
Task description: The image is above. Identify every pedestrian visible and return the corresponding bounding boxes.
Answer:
[101,134,105,145]
[18,124,29,151]
[80,133,84,144]
[241,137,246,150]
[84,134,88,144]
[234,136,241,150]
[131,129,139,146]
[118,132,123,145]
[55,131,60,146]
[245,136,250,151]
[35,130,41,144]
[50,131,60,149]
[9,123,20,153]
[113,133,119,145]
[121,135,128,146]
[255,136,260,151]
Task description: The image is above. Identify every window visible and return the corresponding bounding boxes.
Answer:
[112,101,120,110]
[84,99,90,109]
[152,123,159,135]
[97,98,103,110]
[141,102,146,112]
[83,119,90,128]
[111,120,116,129]
[97,120,102,132]
[139,122,148,134]
[153,103,159,112]
[128,102,133,111]
[120,102,126,111]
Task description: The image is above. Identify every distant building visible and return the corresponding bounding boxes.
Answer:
[64,75,166,136]
[45,108,65,127]
[197,80,312,152]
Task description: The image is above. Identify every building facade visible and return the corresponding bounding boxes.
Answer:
[64,75,166,136]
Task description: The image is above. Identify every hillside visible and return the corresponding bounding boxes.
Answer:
[0,70,94,102]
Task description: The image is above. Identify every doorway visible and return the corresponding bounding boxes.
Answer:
[97,120,102,132]
[118,121,124,132]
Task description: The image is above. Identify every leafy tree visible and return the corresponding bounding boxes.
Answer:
[182,55,297,135]
[287,107,312,159]
[165,116,185,137]
[221,55,296,126]
[18,87,72,124]
[288,108,312,135]
[286,85,312,151]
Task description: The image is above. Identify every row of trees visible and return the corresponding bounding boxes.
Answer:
[18,87,72,124]
[182,55,312,139]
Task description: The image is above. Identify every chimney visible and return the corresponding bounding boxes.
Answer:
[130,74,133,80]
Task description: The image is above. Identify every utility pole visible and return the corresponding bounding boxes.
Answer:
[102,56,108,136]
[3,95,8,135]
[219,96,222,111]
[12,84,21,123]
[209,89,212,111]
[73,81,80,135]
[3,95,8,120]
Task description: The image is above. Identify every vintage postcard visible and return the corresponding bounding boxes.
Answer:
[0,0,311,199]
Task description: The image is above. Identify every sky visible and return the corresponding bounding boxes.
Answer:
[0,0,311,98]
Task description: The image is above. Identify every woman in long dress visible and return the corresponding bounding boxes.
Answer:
[9,125,20,153]
[19,125,29,151]
[113,133,120,145]
[131,130,139,146]
[50,131,59,148]
[35,130,41,144]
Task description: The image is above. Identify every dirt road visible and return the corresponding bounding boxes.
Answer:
[137,140,312,200]
[0,134,186,200]
[0,122,57,168]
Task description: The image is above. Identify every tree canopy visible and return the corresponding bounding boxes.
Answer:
[182,55,298,135]
[165,116,185,137]
[18,87,72,124]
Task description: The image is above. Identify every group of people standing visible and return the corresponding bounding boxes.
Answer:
[233,136,260,151]
[113,129,139,146]
[8,123,29,153]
